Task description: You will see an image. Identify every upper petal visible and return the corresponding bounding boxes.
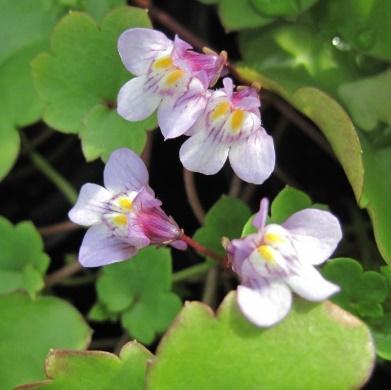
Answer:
[179,132,229,175]
[117,75,161,122]
[282,209,342,265]
[158,80,207,139]
[104,148,149,193]
[237,279,292,327]
[253,198,269,230]
[68,183,112,226]
[79,224,137,267]
[118,28,172,76]
[229,127,275,185]
[286,265,340,301]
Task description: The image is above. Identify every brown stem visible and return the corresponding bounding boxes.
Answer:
[45,261,82,288]
[38,221,81,236]
[228,175,242,197]
[141,130,154,169]
[183,169,205,224]
[181,234,226,265]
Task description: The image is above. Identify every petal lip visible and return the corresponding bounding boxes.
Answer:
[68,183,112,226]
[282,208,342,265]
[118,28,172,76]
[237,280,292,327]
[103,148,149,193]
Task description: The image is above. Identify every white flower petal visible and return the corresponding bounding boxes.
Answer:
[117,75,161,121]
[104,148,149,193]
[179,132,229,175]
[79,224,137,267]
[68,183,112,226]
[282,209,342,265]
[286,265,340,301]
[229,127,275,185]
[237,280,292,327]
[118,28,172,76]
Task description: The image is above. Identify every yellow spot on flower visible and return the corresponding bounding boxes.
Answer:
[118,197,133,211]
[210,101,231,120]
[257,245,275,263]
[113,214,127,226]
[153,55,173,70]
[230,110,245,132]
[264,232,285,245]
[165,69,185,86]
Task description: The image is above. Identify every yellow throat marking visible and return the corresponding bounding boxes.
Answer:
[113,214,127,226]
[165,69,185,86]
[264,232,285,245]
[257,245,276,263]
[211,101,231,120]
[230,110,245,132]
[153,55,173,70]
[118,197,133,212]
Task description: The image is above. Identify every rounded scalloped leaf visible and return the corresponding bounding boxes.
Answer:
[251,0,319,17]
[0,293,91,390]
[16,341,154,389]
[147,292,375,389]
[0,217,50,297]
[32,6,156,159]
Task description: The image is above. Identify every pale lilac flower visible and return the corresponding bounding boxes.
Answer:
[117,28,227,139]
[180,78,275,184]
[68,148,185,267]
[226,198,342,327]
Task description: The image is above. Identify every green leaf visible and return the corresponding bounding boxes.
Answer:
[317,0,391,61]
[0,293,91,389]
[193,196,251,256]
[218,0,273,31]
[242,186,312,236]
[0,0,66,180]
[96,247,181,344]
[88,301,117,322]
[370,312,391,360]
[16,341,153,389]
[251,0,319,17]
[339,69,391,132]
[322,258,388,318]
[0,217,50,296]
[147,292,375,389]
[32,7,156,160]
[79,0,127,22]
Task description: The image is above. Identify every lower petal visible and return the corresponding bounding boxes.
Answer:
[179,132,229,175]
[68,183,112,226]
[117,76,161,121]
[229,128,275,185]
[158,80,207,139]
[79,224,137,267]
[286,265,340,301]
[237,280,292,327]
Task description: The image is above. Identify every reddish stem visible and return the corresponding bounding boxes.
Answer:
[181,234,227,266]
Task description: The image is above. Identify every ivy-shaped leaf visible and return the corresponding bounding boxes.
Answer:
[93,247,181,345]
[146,291,375,389]
[0,293,91,390]
[193,195,251,257]
[0,216,50,297]
[0,0,66,180]
[16,341,153,389]
[32,6,156,161]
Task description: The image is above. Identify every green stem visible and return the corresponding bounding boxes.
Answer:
[172,262,213,283]
[22,134,77,204]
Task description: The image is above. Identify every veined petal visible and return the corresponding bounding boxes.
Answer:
[237,279,292,327]
[253,198,269,230]
[158,80,207,139]
[79,224,137,267]
[117,75,161,122]
[282,209,342,265]
[180,132,229,175]
[127,216,151,247]
[68,183,112,226]
[228,234,260,274]
[229,127,275,185]
[170,239,187,250]
[118,28,172,76]
[104,148,149,193]
[286,265,340,301]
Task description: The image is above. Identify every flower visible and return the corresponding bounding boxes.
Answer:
[179,78,275,184]
[68,148,186,267]
[225,198,342,327]
[117,28,227,139]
